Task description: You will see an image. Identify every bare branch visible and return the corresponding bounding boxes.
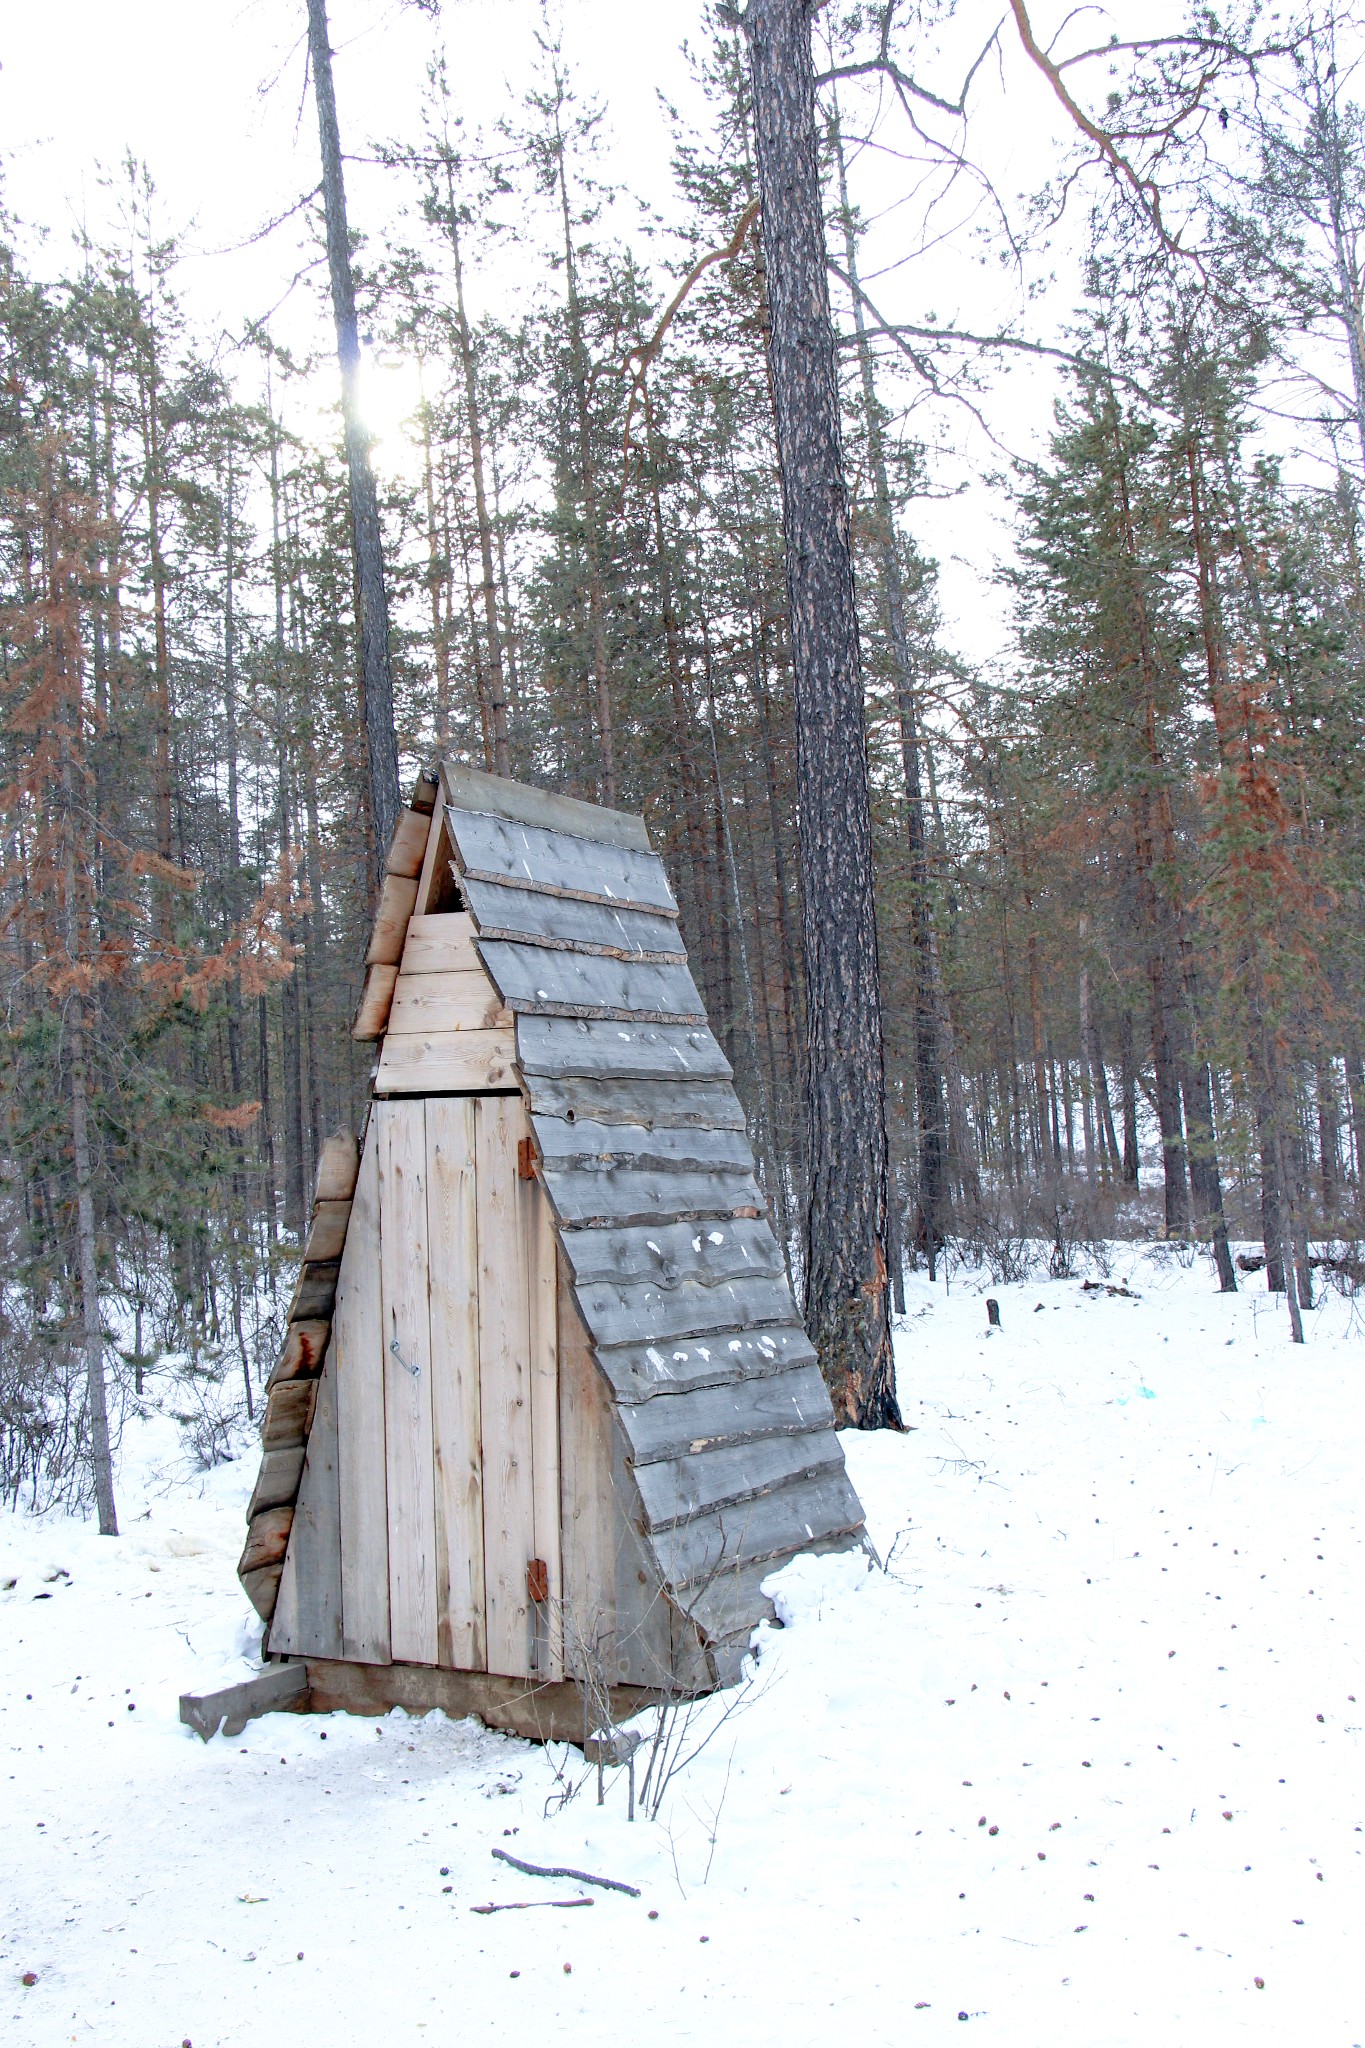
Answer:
[826,258,1157,401]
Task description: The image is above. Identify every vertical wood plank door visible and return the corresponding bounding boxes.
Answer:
[426,1098,486,1672]
[379,1100,438,1666]
[335,1125,391,1665]
[325,1089,558,1683]
[524,1150,563,1680]
[476,1097,538,1678]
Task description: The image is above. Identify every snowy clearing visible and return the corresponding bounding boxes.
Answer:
[3,1245,1361,2046]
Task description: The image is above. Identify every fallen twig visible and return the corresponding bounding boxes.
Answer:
[491,1848,641,1897]
[470,1896,594,1914]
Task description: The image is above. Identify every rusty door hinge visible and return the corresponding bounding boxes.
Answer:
[527,1557,549,1604]
[517,1136,537,1181]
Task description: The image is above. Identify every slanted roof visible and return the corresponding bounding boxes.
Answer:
[438,763,866,1664]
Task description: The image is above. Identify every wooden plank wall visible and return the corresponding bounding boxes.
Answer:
[271,1088,559,1683]
[336,1128,390,1663]
[380,1101,438,1665]
[476,1097,537,1680]
[427,1098,485,1672]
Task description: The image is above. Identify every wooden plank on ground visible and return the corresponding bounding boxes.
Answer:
[479,942,703,1023]
[335,1125,391,1664]
[365,872,420,965]
[442,764,652,855]
[425,1097,486,1673]
[521,1074,745,1131]
[399,911,483,976]
[269,1355,343,1658]
[353,962,399,1041]
[379,1099,438,1667]
[477,1096,536,1679]
[558,1216,784,1292]
[373,1026,516,1096]
[180,1660,309,1741]
[302,1654,659,1745]
[596,1323,817,1404]
[460,878,682,960]
[618,1362,835,1466]
[386,970,511,1036]
[523,1144,562,1682]
[448,811,677,915]
[539,1164,763,1231]
[514,1015,731,1082]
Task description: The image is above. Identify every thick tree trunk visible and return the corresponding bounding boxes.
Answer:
[834,109,947,1277]
[744,0,897,1426]
[305,0,399,890]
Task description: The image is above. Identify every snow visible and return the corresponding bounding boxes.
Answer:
[4,1246,1361,2045]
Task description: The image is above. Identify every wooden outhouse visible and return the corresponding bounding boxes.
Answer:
[237,764,866,1738]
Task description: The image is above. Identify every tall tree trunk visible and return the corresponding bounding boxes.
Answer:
[1119,1012,1141,1184]
[744,0,897,1426]
[833,104,947,1277]
[549,107,616,804]
[443,175,511,775]
[1316,1059,1341,1219]
[51,490,118,1530]
[69,997,117,1535]
[305,0,399,889]
[1346,1047,1365,1208]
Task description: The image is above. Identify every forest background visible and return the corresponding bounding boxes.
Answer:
[4,0,1365,1520]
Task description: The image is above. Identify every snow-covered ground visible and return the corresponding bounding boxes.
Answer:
[4,1246,1361,2046]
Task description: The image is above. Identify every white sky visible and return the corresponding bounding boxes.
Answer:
[0,0,1309,674]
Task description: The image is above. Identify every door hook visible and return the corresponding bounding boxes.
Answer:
[390,1309,420,1379]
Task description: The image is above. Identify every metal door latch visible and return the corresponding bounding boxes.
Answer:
[390,1309,420,1379]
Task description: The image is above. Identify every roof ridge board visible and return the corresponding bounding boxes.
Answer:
[439,761,652,855]
[458,867,676,918]
[446,811,678,916]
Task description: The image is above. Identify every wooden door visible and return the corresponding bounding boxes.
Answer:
[313,1094,561,1680]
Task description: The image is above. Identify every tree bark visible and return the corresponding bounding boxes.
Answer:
[305,0,399,889]
[744,0,898,1427]
[443,175,511,776]
[833,106,947,1278]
